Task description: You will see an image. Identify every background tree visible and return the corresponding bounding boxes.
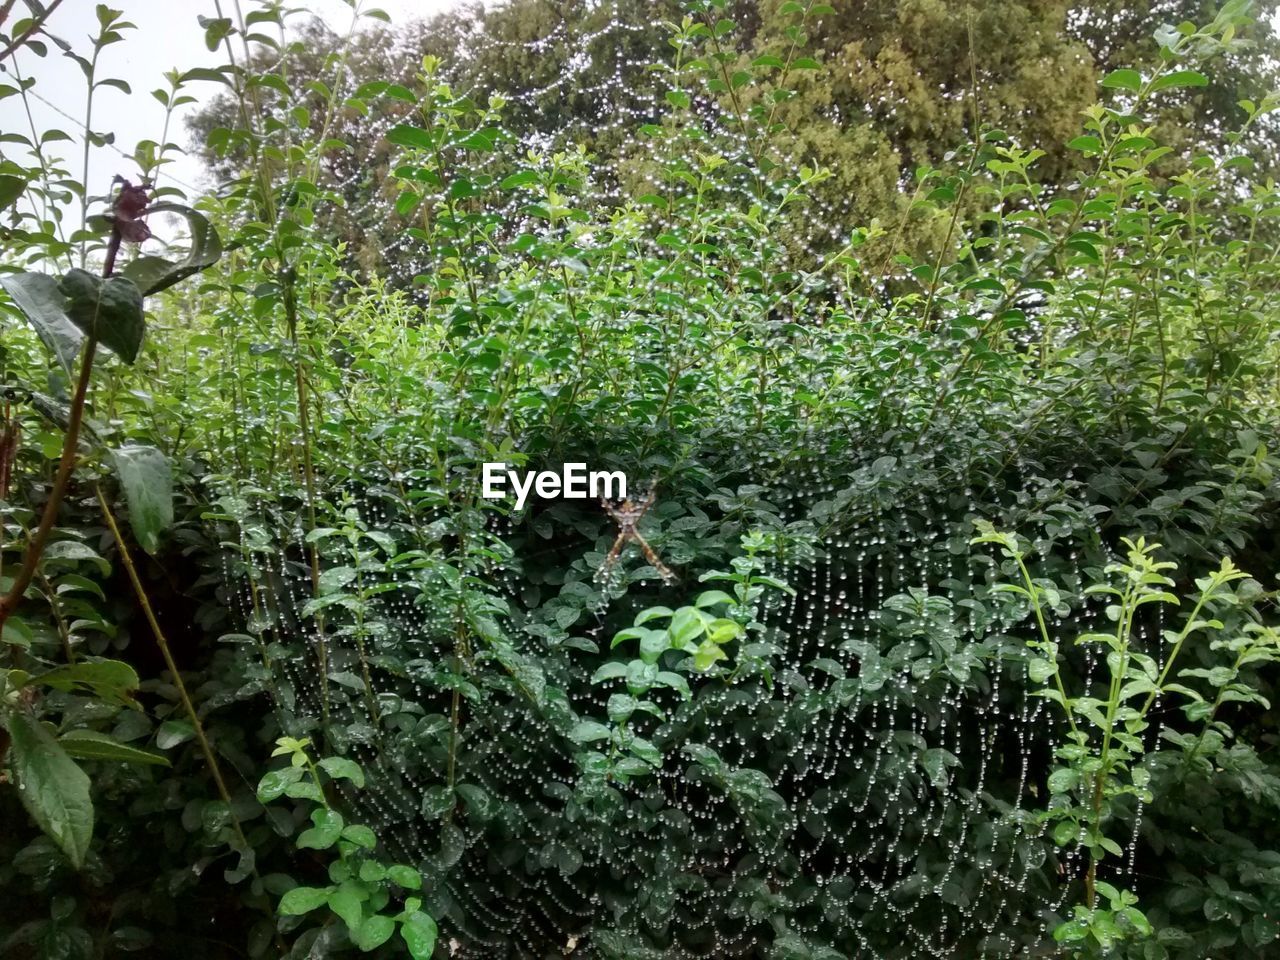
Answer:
[190,0,1280,278]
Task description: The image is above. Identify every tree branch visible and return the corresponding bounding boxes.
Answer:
[0,0,64,64]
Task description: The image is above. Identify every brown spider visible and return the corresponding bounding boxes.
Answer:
[598,482,676,584]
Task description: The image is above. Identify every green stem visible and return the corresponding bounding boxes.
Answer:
[1013,554,1079,739]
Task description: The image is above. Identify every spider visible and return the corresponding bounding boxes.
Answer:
[598,482,676,584]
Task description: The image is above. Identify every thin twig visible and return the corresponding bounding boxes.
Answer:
[0,0,63,63]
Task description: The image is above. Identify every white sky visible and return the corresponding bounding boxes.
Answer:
[0,0,454,212]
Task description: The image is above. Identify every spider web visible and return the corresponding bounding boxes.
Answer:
[205,3,1168,956]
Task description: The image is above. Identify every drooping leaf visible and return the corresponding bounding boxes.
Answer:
[109,444,173,555]
[58,729,170,766]
[318,755,365,787]
[2,616,34,649]
[0,272,85,373]
[0,174,26,210]
[27,392,74,433]
[156,719,195,749]
[6,712,94,869]
[28,659,140,707]
[327,882,367,932]
[58,269,145,363]
[119,202,223,295]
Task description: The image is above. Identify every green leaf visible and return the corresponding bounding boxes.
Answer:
[0,272,85,373]
[669,607,704,646]
[639,630,669,663]
[57,729,169,766]
[1047,767,1078,793]
[341,824,377,849]
[568,720,611,744]
[350,914,395,951]
[635,605,674,625]
[42,540,110,575]
[179,66,234,86]
[1098,836,1124,857]
[694,590,733,608]
[200,16,232,51]
[318,565,356,594]
[1054,919,1089,942]
[6,712,94,869]
[387,865,421,889]
[590,662,627,684]
[420,785,454,818]
[1150,70,1208,93]
[387,124,433,149]
[156,719,195,749]
[693,639,727,671]
[3,616,33,649]
[297,808,344,849]
[257,766,302,802]
[59,269,145,363]
[119,202,222,295]
[284,780,323,802]
[328,882,366,931]
[455,783,494,822]
[29,660,140,707]
[318,755,365,787]
[401,911,438,959]
[706,618,742,644]
[109,445,173,556]
[359,863,386,887]
[278,885,332,915]
[919,748,956,787]
[0,174,26,210]
[1100,69,1142,92]
[1028,657,1055,683]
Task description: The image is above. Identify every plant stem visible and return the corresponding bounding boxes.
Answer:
[94,485,245,843]
[1138,583,1218,717]
[1013,554,1079,740]
[0,0,63,63]
[0,204,125,632]
[0,335,97,631]
[97,485,286,956]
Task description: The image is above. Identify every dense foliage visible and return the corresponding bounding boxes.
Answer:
[1,1,1279,959]
[187,0,1280,278]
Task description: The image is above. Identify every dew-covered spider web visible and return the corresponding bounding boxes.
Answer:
[203,2,1206,956]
